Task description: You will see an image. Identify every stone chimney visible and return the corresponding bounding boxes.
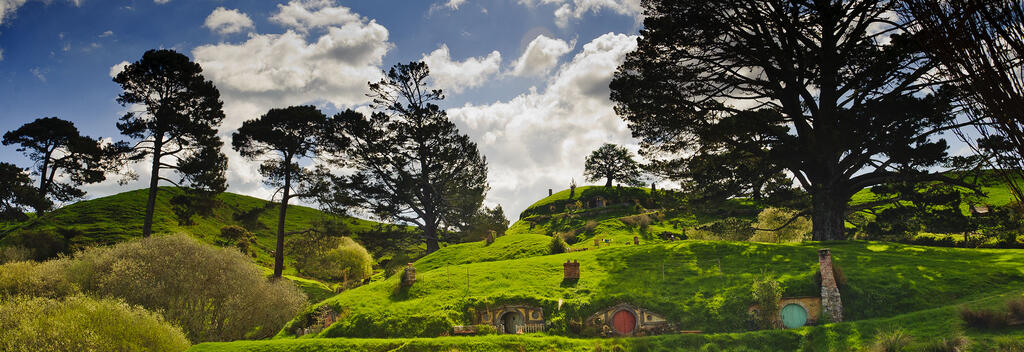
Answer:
[400,263,417,287]
[634,236,640,245]
[818,248,843,322]
[563,260,580,280]
[548,189,553,196]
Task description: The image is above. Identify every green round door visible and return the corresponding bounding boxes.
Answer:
[780,304,807,329]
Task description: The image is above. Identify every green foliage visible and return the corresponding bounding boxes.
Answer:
[298,237,374,284]
[957,306,1010,329]
[0,259,79,298]
[219,225,256,254]
[0,162,41,221]
[583,143,644,187]
[457,205,509,242]
[0,295,189,352]
[751,273,782,329]
[549,235,569,254]
[750,207,811,243]
[918,332,969,352]
[870,328,913,352]
[0,245,32,264]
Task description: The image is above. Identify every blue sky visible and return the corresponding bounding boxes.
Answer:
[0,0,645,221]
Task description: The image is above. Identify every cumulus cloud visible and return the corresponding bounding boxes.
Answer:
[204,7,255,35]
[518,0,642,28]
[99,30,113,37]
[447,32,640,218]
[108,60,130,78]
[510,34,574,77]
[270,0,363,33]
[421,44,501,94]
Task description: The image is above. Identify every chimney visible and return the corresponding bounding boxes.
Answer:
[818,249,843,322]
[563,260,580,280]
[634,236,639,245]
[548,189,553,196]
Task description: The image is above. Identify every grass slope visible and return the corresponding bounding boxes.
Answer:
[0,187,380,277]
[277,240,1024,339]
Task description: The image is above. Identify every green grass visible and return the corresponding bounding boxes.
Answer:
[273,240,1024,340]
[413,233,553,272]
[0,187,381,277]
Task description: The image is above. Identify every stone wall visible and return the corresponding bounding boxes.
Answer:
[586,303,673,336]
[818,248,843,322]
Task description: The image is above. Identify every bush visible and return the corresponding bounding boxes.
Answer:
[0,259,79,298]
[219,225,256,254]
[1,230,69,261]
[549,235,569,254]
[750,273,782,329]
[0,245,32,264]
[302,237,374,283]
[750,207,811,243]
[957,306,1010,329]
[871,328,913,352]
[1008,297,1024,321]
[66,234,307,342]
[0,295,190,352]
[919,333,969,352]
[474,324,497,335]
[993,336,1024,352]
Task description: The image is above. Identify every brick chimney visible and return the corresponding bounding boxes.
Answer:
[818,248,843,322]
[563,260,580,280]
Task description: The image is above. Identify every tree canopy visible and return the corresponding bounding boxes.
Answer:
[113,49,228,237]
[2,117,108,213]
[584,143,644,187]
[611,0,973,240]
[0,163,41,221]
[232,105,331,278]
[326,61,490,253]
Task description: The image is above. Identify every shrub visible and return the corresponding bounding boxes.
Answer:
[0,259,78,298]
[1008,297,1024,321]
[0,245,32,264]
[0,295,190,352]
[957,306,1010,329]
[750,207,811,243]
[219,225,256,254]
[750,273,782,329]
[558,231,578,245]
[549,235,569,254]
[993,336,1024,352]
[2,230,69,261]
[66,234,307,342]
[302,237,374,283]
[919,333,970,352]
[474,324,497,335]
[583,220,599,235]
[871,328,913,352]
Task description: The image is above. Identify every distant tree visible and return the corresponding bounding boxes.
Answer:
[458,205,510,242]
[232,105,330,278]
[0,163,40,221]
[326,62,489,253]
[113,49,228,237]
[3,117,108,213]
[898,0,1024,204]
[610,0,976,241]
[584,143,643,187]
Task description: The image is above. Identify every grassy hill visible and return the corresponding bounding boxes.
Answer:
[0,187,381,278]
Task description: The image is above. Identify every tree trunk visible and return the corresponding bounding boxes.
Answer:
[142,137,163,238]
[605,175,613,187]
[34,149,53,215]
[274,163,291,278]
[811,192,847,241]
[424,223,440,253]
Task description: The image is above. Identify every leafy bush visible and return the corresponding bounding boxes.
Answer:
[750,273,781,329]
[749,207,811,243]
[0,295,189,352]
[66,234,307,342]
[870,328,913,352]
[957,306,1009,329]
[549,235,569,254]
[1,230,69,261]
[0,259,79,298]
[1008,297,1024,321]
[0,245,32,264]
[219,225,256,254]
[301,237,374,283]
[993,336,1024,352]
[919,333,969,352]
[474,324,497,335]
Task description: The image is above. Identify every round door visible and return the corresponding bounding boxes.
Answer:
[612,309,636,335]
[780,304,808,329]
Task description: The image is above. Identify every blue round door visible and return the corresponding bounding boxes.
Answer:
[780,304,807,329]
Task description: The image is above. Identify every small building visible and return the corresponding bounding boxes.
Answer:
[476,305,545,334]
[748,297,822,329]
[586,303,673,336]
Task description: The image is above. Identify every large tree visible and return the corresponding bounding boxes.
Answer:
[0,162,41,221]
[898,0,1024,204]
[113,49,228,238]
[610,0,973,241]
[3,117,109,213]
[584,143,644,187]
[327,62,489,253]
[232,105,331,278]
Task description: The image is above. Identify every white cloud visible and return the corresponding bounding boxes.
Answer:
[154,0,170,4]
[421,44,501,94]
[108,60,130,78]
[447,32,640,219]
[204,7,255,35]
[518,0,642,28]
[510,34,574,77]
[99,30,113,37]
[445,0,466,10]
[0,0,29,26]
[0,48,4,62]
[29,66,46,82]
[270,0,363,33]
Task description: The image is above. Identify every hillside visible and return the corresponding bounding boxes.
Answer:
[0,187,381,277]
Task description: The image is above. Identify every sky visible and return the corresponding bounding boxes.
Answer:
[0,0,647,222]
